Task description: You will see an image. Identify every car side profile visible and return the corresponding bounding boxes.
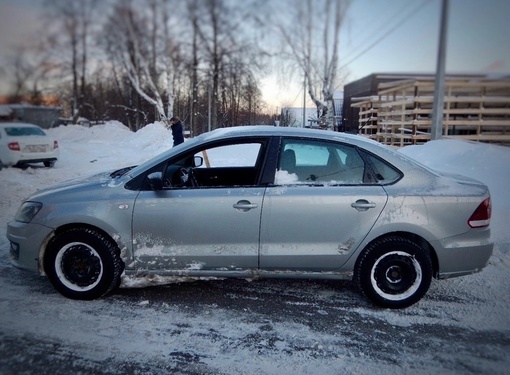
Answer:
[0,122,59,169]
[7,126,493,308]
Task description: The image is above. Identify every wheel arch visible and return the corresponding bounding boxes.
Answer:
[40,223,124,275]
[356,231,440,279]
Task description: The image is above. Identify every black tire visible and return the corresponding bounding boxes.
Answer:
[44,227,124,300]
[44,160,56,168]
[354,236,432,309]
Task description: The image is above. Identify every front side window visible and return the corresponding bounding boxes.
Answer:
[163,142,263,188]
[195,143,260,168]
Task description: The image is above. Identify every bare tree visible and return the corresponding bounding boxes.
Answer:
[0,0,274,131]
[193,0,267,130]
[187,0,201,135]
[2,41,59,105]
[274,0,350,130]
[44,0,99,121]
[102,0,183,126]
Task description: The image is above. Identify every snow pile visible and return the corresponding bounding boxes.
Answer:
[399,139,510,253]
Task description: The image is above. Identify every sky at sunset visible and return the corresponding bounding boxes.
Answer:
[0,0,509,108]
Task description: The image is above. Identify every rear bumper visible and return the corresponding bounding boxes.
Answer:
[433,228,493,279]
[2,150,58,166]
[17,157,57,165]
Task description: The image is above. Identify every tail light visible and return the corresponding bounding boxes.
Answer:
[54,140,59,149]
[8,142,20,151]
[468,198,491,228]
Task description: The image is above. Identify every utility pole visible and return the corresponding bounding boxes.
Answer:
[302,74,306,128]
[431,0,449,140]
[208,80,212,133]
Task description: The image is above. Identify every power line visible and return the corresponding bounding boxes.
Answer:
[344,0,417,54]
[339,0,432,70]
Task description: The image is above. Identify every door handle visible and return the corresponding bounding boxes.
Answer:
[233,200,258,212]
[351,199,376,212]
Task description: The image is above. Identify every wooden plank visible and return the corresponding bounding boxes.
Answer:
[444,120,510,126]
[443,96,510,103]
[412,96,510,104]
[448,134,510,141]
[378,110,415,116]
[358,109,378,115]
[444,80,510,88]
[444,108,510,115]
[379,98,415,107]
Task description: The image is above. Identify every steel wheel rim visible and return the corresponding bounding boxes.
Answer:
[370,251,422,301]
[55,242,103,291]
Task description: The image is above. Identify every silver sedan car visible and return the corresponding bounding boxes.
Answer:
[7,126,493,308]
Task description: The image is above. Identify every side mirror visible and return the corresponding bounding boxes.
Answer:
[147,172,163,191]
[194,155,204,167]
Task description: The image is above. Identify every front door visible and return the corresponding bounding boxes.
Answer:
[131,140,266,273]
[132,187,264,272]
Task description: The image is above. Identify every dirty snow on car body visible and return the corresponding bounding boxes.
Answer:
[0,121,509,374]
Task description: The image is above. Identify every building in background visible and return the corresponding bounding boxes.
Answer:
[0,104,62,129]
[343,73,510,146]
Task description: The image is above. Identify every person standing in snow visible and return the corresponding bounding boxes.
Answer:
[168,116,184,147]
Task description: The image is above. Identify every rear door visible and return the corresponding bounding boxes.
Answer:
[259,138,388,271]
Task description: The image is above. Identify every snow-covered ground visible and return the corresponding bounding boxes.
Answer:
[0,122,509,374]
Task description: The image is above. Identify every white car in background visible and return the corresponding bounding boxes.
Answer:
[0,122,59,169]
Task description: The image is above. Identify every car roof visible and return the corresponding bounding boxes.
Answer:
[197,125,369,143]
[196,125,391,152]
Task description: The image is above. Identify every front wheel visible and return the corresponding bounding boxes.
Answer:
[354,236,432,309]
[44,227,124,300]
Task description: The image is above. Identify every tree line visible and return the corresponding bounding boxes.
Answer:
[2,0,350,134]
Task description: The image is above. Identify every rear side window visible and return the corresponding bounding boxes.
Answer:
[276,139,366,185]
[5,127,46,136]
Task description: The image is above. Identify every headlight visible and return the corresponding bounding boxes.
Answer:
[15,202,43,223]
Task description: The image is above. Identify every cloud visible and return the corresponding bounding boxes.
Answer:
[484,60,506,72]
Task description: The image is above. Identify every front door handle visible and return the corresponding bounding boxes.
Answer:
[233,200,258,212]
[351,199,376,212]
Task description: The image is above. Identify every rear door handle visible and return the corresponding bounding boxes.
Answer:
[233,200,258,212]
[351,199,376,212]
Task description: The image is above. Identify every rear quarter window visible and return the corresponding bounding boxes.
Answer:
[365,153,401,183]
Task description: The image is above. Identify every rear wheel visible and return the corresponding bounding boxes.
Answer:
[44,227,124,300]
[354,236,432,309]
[44,160,56,168]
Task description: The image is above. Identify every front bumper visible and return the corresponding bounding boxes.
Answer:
[7,220,54,274]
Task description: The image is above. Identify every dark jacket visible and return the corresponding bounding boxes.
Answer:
[171,120,184,146]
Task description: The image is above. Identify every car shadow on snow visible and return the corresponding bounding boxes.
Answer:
[113,278,370,318]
